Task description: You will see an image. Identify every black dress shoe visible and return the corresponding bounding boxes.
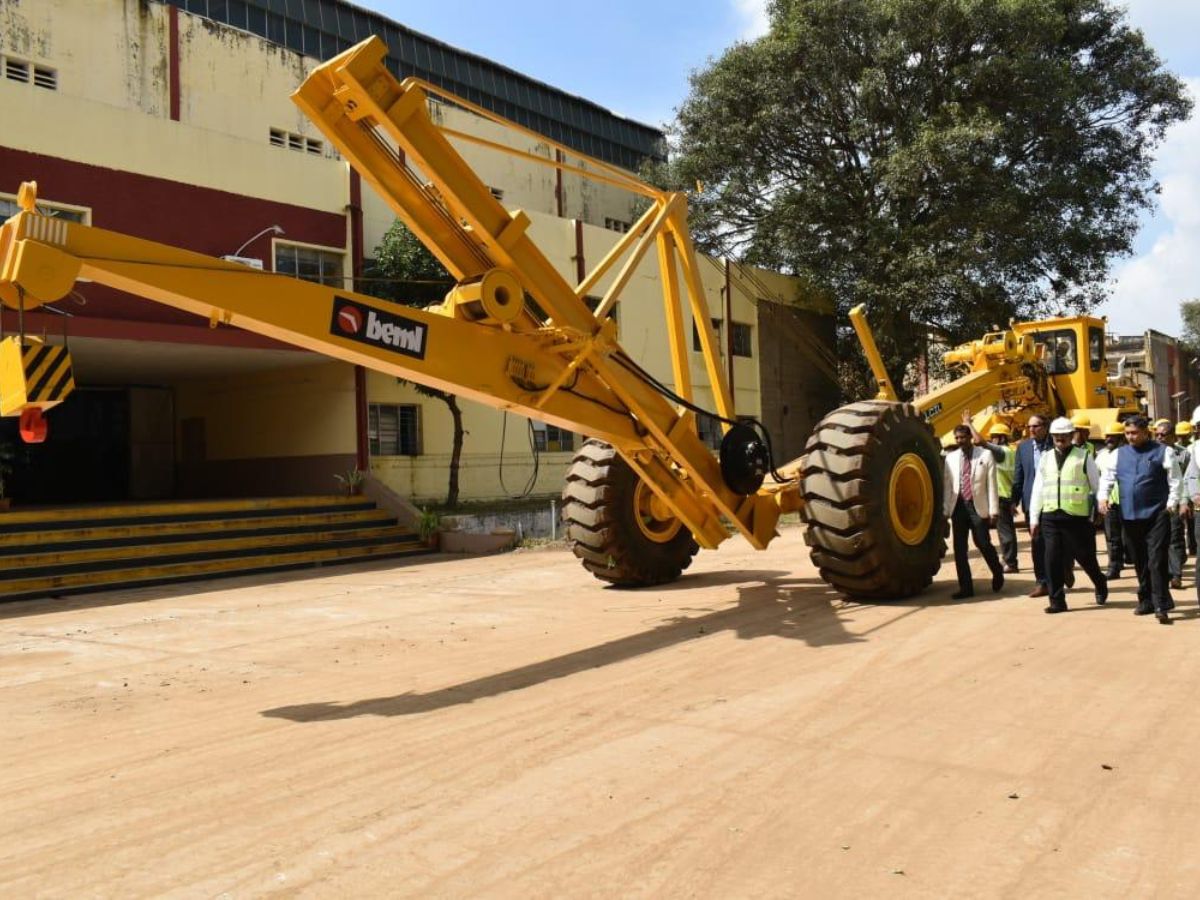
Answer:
[1171,578,1183,590]
[951,590,974,600]
[1158,613,1172,625]
[1105,570,1121,580]
[1095,590,1108,605]
[1029,585,1049,598]
[1003,564,1019,574]
[992,571,1005,592]
[1044,604,1068,614]
[1134,606,1154,616]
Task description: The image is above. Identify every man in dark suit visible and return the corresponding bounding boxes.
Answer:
[1012,414,1053,596]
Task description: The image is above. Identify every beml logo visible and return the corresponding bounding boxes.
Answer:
[336,305,362,335]
[329,297,428,360]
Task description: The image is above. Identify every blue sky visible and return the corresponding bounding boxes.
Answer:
[368,0,1200,336]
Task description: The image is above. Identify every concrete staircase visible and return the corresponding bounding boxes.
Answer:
[0,496,429,602]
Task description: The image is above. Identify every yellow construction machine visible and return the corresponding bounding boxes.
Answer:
[0,36,981,601]
[848,305,1142,442]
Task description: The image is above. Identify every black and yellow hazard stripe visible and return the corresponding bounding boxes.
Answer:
[22,342,74,404]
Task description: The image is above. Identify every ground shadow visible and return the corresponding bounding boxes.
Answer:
[261,568,950,723]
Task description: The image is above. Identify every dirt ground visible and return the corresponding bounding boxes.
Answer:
[2,525,1199,898]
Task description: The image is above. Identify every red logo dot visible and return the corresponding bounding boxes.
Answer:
[336,306,362,334]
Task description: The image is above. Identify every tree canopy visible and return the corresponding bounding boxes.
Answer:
[667,0,1192,395]
[1181,299,1200,352]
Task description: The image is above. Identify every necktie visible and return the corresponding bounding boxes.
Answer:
[961,450,974,502]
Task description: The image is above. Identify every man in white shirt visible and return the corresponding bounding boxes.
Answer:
[943,424,1004,600]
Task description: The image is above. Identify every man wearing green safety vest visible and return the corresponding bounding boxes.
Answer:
[1029,416,1108,614]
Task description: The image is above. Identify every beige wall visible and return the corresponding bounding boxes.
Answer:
[175,361,356,460]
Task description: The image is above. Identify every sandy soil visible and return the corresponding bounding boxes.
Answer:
[2,526,1198,898]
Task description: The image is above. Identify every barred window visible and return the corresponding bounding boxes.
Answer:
[692,317,723,352]
[731,322,753,358]
[368,404,421,456]
[532,423,574,453]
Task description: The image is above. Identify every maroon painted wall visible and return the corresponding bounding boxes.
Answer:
[0,147,346,331]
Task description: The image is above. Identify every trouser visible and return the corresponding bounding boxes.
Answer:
[952,497,1002,595]
[1125,510,1172,613]
[1104,503,1126,575]
[1169,511,1187,580]
[997,497,1018,569]
[1190,503,1198,556]
[1028,513,1048,587]
[1041,511,1106,609]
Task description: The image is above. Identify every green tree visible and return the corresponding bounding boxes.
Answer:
[365,220,465,507]
[667,0,1192,396]
[1181,299,1200,352]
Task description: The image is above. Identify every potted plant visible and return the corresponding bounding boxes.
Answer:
[417,507,441,549]
[333,467,365,496]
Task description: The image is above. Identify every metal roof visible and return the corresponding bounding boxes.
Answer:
[166,0,667,170]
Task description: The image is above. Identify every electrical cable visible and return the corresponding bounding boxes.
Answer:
[497,410,540,499]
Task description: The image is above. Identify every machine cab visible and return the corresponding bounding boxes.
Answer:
[1013,316,1129,420]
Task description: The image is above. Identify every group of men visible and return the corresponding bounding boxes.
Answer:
[941,411,1199,624]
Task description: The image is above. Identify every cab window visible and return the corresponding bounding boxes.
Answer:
[1089,327,1105,372]
[1033,329,1077,375]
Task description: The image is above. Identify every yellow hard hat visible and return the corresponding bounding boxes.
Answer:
[1178,421,1194,436]
[1071,413,1091,428]
[988,423,1011,437]
[1105,421,1125,436]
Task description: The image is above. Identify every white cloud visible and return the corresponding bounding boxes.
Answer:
[732,0,770,40]
[1102,78,1200,335]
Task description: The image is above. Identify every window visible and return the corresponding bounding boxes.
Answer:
[1,56,54,90]
[4,58,28,83]
[274,242,344,287]
[270,127,324,157]
[696,413,723,451]
[532,423,574,452]
[33,66,56,90]
[731,322,753,358]
[604,217,631,233]
[1089,326,1105,373]
[1032,328,1077,375]
[692,318,723,352]
[583,294,618,324]
[369,404,421,456]
[0,194,88,224]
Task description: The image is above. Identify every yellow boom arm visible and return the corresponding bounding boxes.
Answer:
[0,37,788,551]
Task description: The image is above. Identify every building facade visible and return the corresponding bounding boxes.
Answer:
[0,0,835,505]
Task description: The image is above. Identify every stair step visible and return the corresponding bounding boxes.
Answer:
[0,495,372,528]
[0,540,432,603]
[0,501,374,535]
[0,526,419,575]
[0,508,396,551]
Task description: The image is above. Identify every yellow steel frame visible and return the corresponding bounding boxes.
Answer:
[0,37,791,551]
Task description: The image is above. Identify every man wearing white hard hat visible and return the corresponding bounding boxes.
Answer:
[1029,417,1107,613]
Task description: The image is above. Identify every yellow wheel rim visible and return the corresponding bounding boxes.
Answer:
[888,452,934,546]
[633,481,683,544]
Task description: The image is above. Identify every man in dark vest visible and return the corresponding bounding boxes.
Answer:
[1099,416,1183,624]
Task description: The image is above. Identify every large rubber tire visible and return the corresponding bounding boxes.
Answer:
[562,439,699,587]
[800,401,947,600]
